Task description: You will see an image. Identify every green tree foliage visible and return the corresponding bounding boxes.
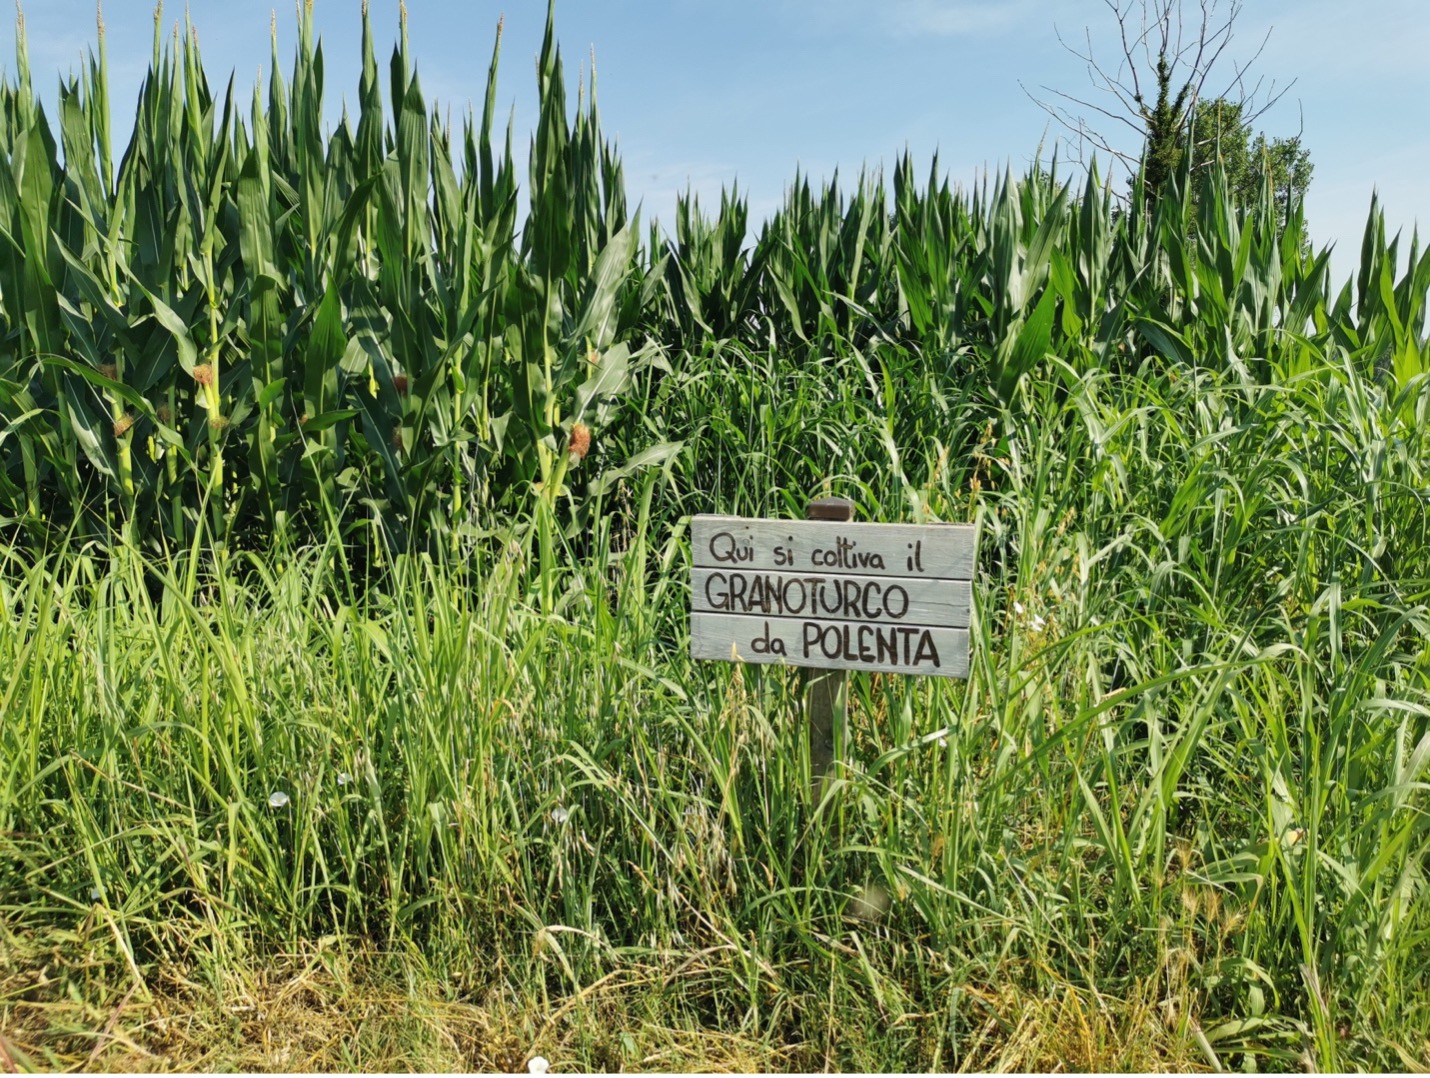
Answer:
[1190,97,1313,234]
[1137,52,1194,198]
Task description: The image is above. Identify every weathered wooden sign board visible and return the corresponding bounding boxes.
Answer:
[690,514,975,679]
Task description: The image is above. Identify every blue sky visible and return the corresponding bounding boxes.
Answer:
[4,1,1426,289]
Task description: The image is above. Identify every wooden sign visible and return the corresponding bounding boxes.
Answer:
[690,514,975,678]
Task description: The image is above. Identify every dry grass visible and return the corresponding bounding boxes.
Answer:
[0,921,785,1073]
[951,981,1204,1073]
[0,921,1226,1073]
[0,925,514,1072]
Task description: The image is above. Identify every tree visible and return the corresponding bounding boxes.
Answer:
[1189,97,1313,235]
[1033,0,1299,209]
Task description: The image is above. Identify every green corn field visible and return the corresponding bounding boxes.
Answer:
[1,2,1425,555]
[1,2,1428,1071]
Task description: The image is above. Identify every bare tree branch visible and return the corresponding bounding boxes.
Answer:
[1029,0,1297,204]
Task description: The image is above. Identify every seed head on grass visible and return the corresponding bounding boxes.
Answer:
[112,414,135,438]
[192,364,215,387]
[848,883,891,923]
[98,363,117,381]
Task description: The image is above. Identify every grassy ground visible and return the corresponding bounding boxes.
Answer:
[1,925,1217,1072]
[4,353,1430,1072]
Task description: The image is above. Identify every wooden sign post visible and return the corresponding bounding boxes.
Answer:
[690,500,975,784]
[805,497,856,785]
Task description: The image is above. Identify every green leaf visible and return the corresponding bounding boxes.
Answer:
[125,274,200,375]
[305,281,347,419]
[570,342,631,427]
[258,377,287,409]
[299,409,359,433]
[1135,316,1195,366]
[997,285,1056,404]
[587,441,682,497]
[572,226,635,352]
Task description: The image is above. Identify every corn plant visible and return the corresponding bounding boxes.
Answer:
[0,1,666,555]
[4,1,1429,554]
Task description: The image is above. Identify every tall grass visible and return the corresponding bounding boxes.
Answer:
[5,347,1429,1068]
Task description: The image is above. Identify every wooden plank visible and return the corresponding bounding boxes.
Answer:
[692,567,970,628]
[692,515,975,580]
[691,612,968,679]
